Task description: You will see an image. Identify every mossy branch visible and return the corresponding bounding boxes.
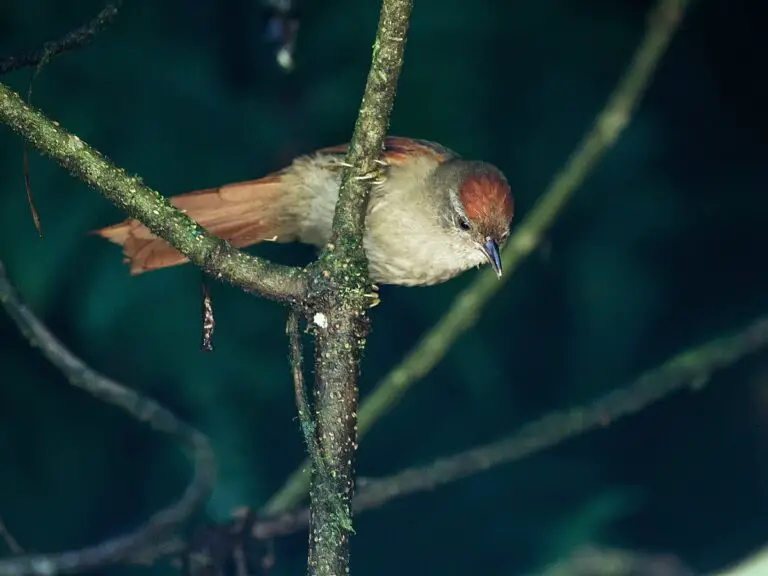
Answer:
[0,84,307,303]
[297,1,412,575]
[0,262,216,576]
[262,0,691,514]
[324,1,411,249]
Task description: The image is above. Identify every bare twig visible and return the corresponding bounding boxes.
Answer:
[287,311,320,459]
[0,2,123,76]
[263,0,692,515]
[0,262,216,576]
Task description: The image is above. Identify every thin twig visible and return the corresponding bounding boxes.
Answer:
[0,262,217,576]
[263,0,691,516]
[286,311,320,459]
[0,2,123,76]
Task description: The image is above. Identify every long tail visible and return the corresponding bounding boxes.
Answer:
[94,174,300,275]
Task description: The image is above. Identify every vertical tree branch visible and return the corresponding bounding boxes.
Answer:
[300,1,412,575]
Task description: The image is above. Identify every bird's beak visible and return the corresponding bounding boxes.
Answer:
[482,238,503,278]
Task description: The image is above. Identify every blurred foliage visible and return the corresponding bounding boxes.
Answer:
[1,0,767,574]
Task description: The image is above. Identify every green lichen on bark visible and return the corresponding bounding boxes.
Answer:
[0,82,306,303]
[302,1,413,575]
[323,0,412,264]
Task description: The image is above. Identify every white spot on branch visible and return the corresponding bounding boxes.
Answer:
[313,312,328,329]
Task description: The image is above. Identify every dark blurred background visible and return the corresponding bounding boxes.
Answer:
[1,0,767,574]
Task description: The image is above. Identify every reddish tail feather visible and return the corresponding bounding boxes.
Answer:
[94,174,298,275]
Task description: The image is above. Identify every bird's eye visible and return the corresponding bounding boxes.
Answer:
[459,218,471,231]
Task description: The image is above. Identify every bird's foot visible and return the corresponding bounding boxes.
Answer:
[354,165,387,186]
[365,284,381,307]
[335,159,388,187]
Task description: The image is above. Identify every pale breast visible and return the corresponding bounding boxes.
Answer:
[363,159,487,286]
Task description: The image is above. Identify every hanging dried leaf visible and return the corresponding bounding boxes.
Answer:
[201,277,215,352]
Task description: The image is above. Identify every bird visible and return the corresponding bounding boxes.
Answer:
[95,137,514,287]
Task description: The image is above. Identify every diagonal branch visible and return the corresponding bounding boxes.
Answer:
[0,85,307,303]
[0,1,123,76]
[262,0,692,515]
[0,262,216,576]
[352,314,768,511]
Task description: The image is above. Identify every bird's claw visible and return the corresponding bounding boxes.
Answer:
[365,290,381,308]
[333,158,388,186]
[354,159,388,186]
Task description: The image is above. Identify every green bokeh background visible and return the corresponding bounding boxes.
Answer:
[1,0,767,574]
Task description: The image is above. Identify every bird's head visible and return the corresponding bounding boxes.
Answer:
[429,159,514,277]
